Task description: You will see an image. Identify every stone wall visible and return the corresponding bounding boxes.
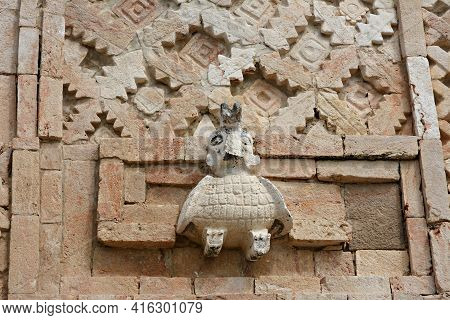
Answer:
[0,0,448,300]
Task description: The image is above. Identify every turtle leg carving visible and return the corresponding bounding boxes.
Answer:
[203,227,226,257]
[245,229,271,261]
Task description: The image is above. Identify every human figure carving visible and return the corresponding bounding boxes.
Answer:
[176,102,293,261]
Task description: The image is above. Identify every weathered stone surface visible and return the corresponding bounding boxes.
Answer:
[274,182,350,247]
[198,293,276,300]
[195,277,254,296]
[61,277,139,296]
[317,160,399,183]
[344,136,419,159]
[400,161,425,218]
[406,218,433,276]
[11,150,40,215]
[124,167,146,204]
[93,247,168,277]
[62,160,96,276]
[429,223,450,292]
[17,75,37,138]
[8,215,39,294]
[419,140,450,223]
[390,276,436,296]
[40,171,62,224]
[0,180,8,207]
[314,251,355,277]
[355,250,410,276]
[0,9,19,74]
[321,276,391,296]
[397,0,427,58]
[257,159,316,180]
[38,224,62,295]
[0,235,8,272]
[19,0,38,27]
[98,159,124,222]
[63,144,98,161]
[41,13,64,78]
[140,138,185,163]
[99,138,139,162]
[122,204,179,226]
[0,75,17,143]
[0,208,9,231]
[38,77,63,139]
[17,27,39,74]
[406,57,440,139]
[255,276,320,299]
[345,184,406,250]
[146,164,205,186]
[40,142,62,170]
[12,137,39,150]
[295,293,347,300]
[140,277,192,295]
[97,221,176,249]
[347,293,391,300]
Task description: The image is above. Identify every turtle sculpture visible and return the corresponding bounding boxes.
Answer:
[176,102,293,261]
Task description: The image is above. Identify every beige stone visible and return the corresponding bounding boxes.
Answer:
[315,251,355,277]
[17,27,39,74]
[140,277,192,295]
[184,137,207,162]
[257,159,316,180]
[429,223,450,292]
[274,182,350,247]
[11,150,40,215]
[8,215,39,294]
[295,293,347,300]
[0,180,9,207]
[12,137,39,150]
[63,144,98,161]
[99,138,139,162]
[38,224,62,295]
[344,136,419,159]
[124,167,146,204]
[41,13,64,78]
[122,204,179,225]
[61,277,139,296]
[195,277,254,296]
[345,184,406,250]
[0,75,17,143]
[40,171,62,224]
[93,247,169,277]
[397,0,427,58]
[255,276,320,299]
[197,293,276,300]
[140,138,185,163]
[317,160,399,183]
[419,140,450,223]
[356,250,410,276]
[347,294,391,300]
[321,276,391,295]
[40,142,62,170]
[62,160,96,276]
[17,75,38,138]
[146,164,205,186]
[38,77,63,139]
[406,218,433,276]
[19,0,38,27]
[400,161,425,218]
[98,159,124,222]
[390,276,436,296]
[0,208,9,231]
[0,235,8,272]
[0,9,19,74]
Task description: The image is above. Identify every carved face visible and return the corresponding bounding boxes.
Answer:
[246,231,271,261]
[203,228,225,257]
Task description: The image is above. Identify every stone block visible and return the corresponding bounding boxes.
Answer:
[184,137,207,162]
[97,221,176,249]
[98,159,124,222]
[99,138,139,162]
[0,75,17,143]
[17,27,39,74]
[92,247,169,277]
[314,251,355,277]
[0,9,19,74]
[63,144,98,161]
[257,159,316,180]
[0,180,9,207]
[145,164,205,186]
[295,293,347,300]
[198,294,276,300]
[255,134,343,158]
[43,0,66,15]
[321,276,391,296]
[347,294,391,300]
[140,277,192,295]
[400,161,425,218]
[317,160,399,183]
[38,77,63,139]
[11,150,40,215]
[390,276,436,296]
[419,140,450,223]
[194,277,254,296]
[8,215,39,294]
[40,171,62,223]
[0,208,9,231]
[429,223,450,292]
[255,276,320,299]
[0,235,8,272]
[274,182,350,246]
[17,75,38,138]
[19,0,38,27]
[41,13,64,78]
[60,277,139,296]
[62,160,96,276]
[406,218,432,276]
[122,204,179,225]
[140,138,185,162]
[406,57,440,139]
[397,0,427,58]
[40,142,62,170]
[345,184,406,250]
[355,250,410,276]
[344,136,419,159]
[123,167,146,204]
[146,186,191,206]
[38,224,62,295]
[12,137,39,150]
